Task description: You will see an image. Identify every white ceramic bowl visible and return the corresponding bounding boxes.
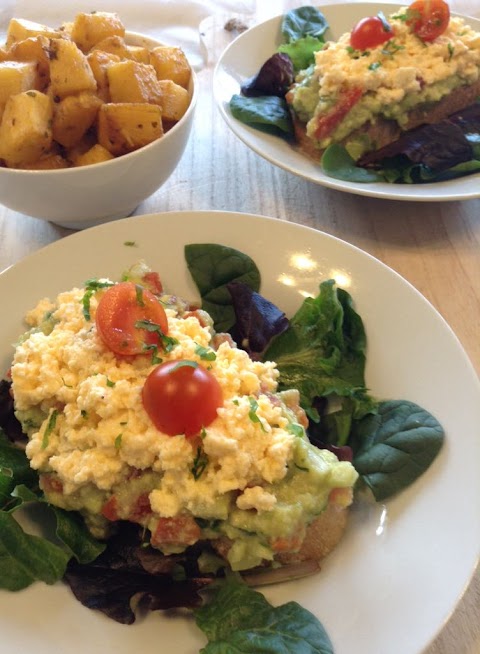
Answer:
[0,32,197,229]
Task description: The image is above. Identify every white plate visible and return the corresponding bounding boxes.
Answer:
[1,211,479,654]
[213,2,480,202]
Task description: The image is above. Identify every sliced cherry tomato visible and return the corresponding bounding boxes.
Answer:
[406,0,450,42]
[95,281,169,356]
[314,86,363,140]
[142,359,223,437]
[350,15,393,50]
[151,515,201,548]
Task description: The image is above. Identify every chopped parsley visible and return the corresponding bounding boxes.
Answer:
[114,434,123,449]
[287,423,305,438]
[170,360,198,372]
[81,279,114,321]
[368,61,382,71]
[135,284,145,307]
[41,409,58,449]
[142,342,163,364]
[135,319,179,353]
[106,377,115,388]
[377,11,392,33]
[194,344,217,361]
[448,43,454,59]
[191,445,209,480]
[248,397,266,432]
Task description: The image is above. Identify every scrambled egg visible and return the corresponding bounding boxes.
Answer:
[291,8,480,146]
[10,275,358,569]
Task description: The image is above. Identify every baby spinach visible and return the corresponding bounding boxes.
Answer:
[194,575,334,654]
[352,400,444,501]
[281,6,329,43]
[278,35,325,72]
[321,144,382,183]
[185,243,261,332]
[230,94,293,136]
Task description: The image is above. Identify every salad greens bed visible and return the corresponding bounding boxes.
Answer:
[229,6,480,184]
[0,243,444,652]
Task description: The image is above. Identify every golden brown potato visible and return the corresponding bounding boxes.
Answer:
[23,153,69,169]
[6,18,62,48]
[0,90,53,167]
[125,45,150,64]
[97,102,163,155]
[72,143,115,166]
[0,61,37,114]
[8,36,51,91]
[158,79,190,122]
[90,35,130,59]
[86,50,120,102]
[71,12,125,53]
[107,60,162,105]
[52,92,102,147]
[49,38,97,99]
[149,46,191,88]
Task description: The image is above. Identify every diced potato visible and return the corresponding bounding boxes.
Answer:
[23,153,69,169]
[125,45,150,64]
[71,12,125,53]
[52,92,102,147]
[6,18,62,48]
[0,62,37,116]
[158,79,190,122]
[149,46,191,88]
[49,38,97,98]
[72,143,114,166]
[91,35,131,59]
[97,102,163,155]
[8,36,51,91]
[107,60,162,105]
[65,131,98,164]
[86,50,120,102]
[0,90,53,167]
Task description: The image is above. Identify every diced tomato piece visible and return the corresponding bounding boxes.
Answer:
[40,473,63,494]
[101,495,120,521]
[328,487,354,508]
[270,530,304,553]
[151,515,201,548]
[314,87,363,141]
[141,271,163,295]
[129,493,152,522]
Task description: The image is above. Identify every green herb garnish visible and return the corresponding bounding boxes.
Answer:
[81,279,114,321]
[191,445,209,480]
[41,409,58,449]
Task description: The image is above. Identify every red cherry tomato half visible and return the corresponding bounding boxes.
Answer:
[96,281,169,356]
[314,86,362,140]
[407,0,450,42]
[142,360,223,437]
[350,15,393,50]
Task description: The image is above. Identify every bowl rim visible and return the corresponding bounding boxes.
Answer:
[0,29,198,176]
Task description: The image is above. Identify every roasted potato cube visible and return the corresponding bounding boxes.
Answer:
[72,143,115,166]
[86,50,120,102]
[91,35,131,60]
[49,38,97,98]
[0,90,53,167]
[52,92,102,147]
[23,153,69,169]
[6,18,62,48]
[107,60,162,105]
[71,12,125,53]
[149,46,191,88]
[0,61,37,113]
[8,36,51,91]
[125,45,150,64]
[97,102,163,155]
[158,79,190,122]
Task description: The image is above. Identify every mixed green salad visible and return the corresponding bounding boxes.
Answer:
[229,6,480,185]
[0,243,444,652]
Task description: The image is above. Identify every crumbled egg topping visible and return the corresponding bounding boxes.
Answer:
[11,284,299,518]
[303,9,480,140]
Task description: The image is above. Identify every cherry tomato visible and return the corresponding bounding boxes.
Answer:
[315,86,363,140]
[151,515,201,548]
[407,0,450,42]
[95,281,169,356]
[142,359,223,437]
[350,15,393,50]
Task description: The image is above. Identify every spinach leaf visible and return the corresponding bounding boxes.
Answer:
[278,35,325,72]
[281,6,329,42]
[195,575,334,653]
[322,144,382,183]
[185,244,261,332]
[52,506,106,564]
[352,400,444,501]
[230,94,293,136]
[0,511,70,590]
[263,280,374,419]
